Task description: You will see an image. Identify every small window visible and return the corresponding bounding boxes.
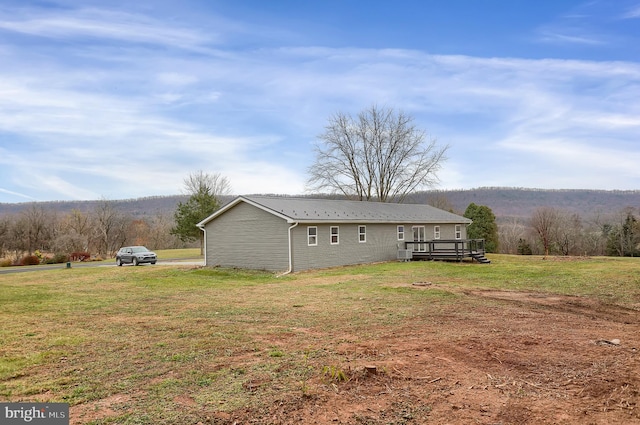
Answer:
[434,226,441,240]
[358,225,366,243]
[397,225,404,241]
[330,226,339,245]
[308,226,317,246]
[455,224,462,240]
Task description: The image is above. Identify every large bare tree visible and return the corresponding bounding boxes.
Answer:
[307,105,448,202]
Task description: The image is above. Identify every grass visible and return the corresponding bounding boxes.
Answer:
[0,253,639,424]
[153,248,201,260]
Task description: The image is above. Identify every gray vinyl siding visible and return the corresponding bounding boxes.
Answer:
[291,223,402,271]
[431,224,466,240]
[204,202,290,271]
[291,222,468,271]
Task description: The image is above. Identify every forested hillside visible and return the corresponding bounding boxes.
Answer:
[0,195,190,217]
[2,188,639,220]
[408,188,640,219]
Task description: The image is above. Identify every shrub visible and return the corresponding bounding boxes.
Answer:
[69,252,91,262]
[20,255,40,266]
[0,258,12,267]
[44,253,69,264]
[517,238,533,255]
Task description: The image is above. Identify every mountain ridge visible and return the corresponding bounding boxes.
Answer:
[1,188,639,220]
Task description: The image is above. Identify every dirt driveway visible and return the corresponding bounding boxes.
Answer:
[230,285,639,424]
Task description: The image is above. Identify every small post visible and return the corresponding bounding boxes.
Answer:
[66,262,71,269]
[365,365,377,375]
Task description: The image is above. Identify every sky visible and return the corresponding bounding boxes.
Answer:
[0,0,639,203]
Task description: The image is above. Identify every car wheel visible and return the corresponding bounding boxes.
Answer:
[151,261,156,265]
[133,257,139,266]
[116,258,122,266]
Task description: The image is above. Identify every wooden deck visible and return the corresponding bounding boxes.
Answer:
[401,239,490,263]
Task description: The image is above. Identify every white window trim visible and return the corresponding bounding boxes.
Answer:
[358,225,366,243]
[330,226,339,245]
[434,225,441,240]
[307,226,317,246]
[397,225,404,241]
[455,224,462,240]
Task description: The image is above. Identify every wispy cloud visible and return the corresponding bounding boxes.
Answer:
[531,1,639,47]
[0,7,212,49]
[0,187,36,201]
[536,31,605,45]
[0,2,639,201]
[622,4,640,18]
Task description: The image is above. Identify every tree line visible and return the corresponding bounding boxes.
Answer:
[497,206,640,257]
[0,200,187,265]
[0,171,232,265]
[2,197,636,265]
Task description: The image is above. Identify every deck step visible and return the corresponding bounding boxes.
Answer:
[471,253,491,264]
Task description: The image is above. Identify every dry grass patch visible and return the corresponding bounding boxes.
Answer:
[1,255,639,424]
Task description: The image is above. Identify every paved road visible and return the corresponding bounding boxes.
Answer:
[0,259,204,275]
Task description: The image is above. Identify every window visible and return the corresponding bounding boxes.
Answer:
[434,225,441,240]
[358,225,366,243]
[397,225,404,241]
[307,226,317,246]
[455,224,462,240]
[330,226,339,245]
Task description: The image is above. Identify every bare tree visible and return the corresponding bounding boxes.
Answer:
[307,105,448,202]
[67,209,91,237]
[92,200,130,257]
[183,171,232,199]
[0,217,9,258]
[556,212,583,256]
[498,217,527,254]
[54,209,90,254]
[530,207,560,257]
[8,215,28,258]
[148,212,181,249]
[583,213,611,256]
[426,193,458,213]
[21,205,51,254]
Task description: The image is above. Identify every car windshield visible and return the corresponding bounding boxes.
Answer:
[131,247,149,253]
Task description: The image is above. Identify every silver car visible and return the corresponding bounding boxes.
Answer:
[115,246,157,266]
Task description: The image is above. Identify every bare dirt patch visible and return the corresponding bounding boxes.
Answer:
[225,287,640,424]
[71,394,132,423]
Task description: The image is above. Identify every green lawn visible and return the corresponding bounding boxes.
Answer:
[1,254,639,424]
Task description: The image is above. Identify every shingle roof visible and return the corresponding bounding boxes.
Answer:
[238,195,471,224]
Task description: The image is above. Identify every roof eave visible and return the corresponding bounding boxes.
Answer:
[290,219,472,224]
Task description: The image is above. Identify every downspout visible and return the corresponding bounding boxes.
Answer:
[279,221,299,276]
[196,224,206,266]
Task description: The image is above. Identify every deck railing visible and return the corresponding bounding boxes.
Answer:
[404,239,486,261]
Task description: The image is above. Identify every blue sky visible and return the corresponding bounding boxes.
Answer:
[1,0,639,202]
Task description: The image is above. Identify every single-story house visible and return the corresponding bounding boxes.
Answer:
[196,195,477,273]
